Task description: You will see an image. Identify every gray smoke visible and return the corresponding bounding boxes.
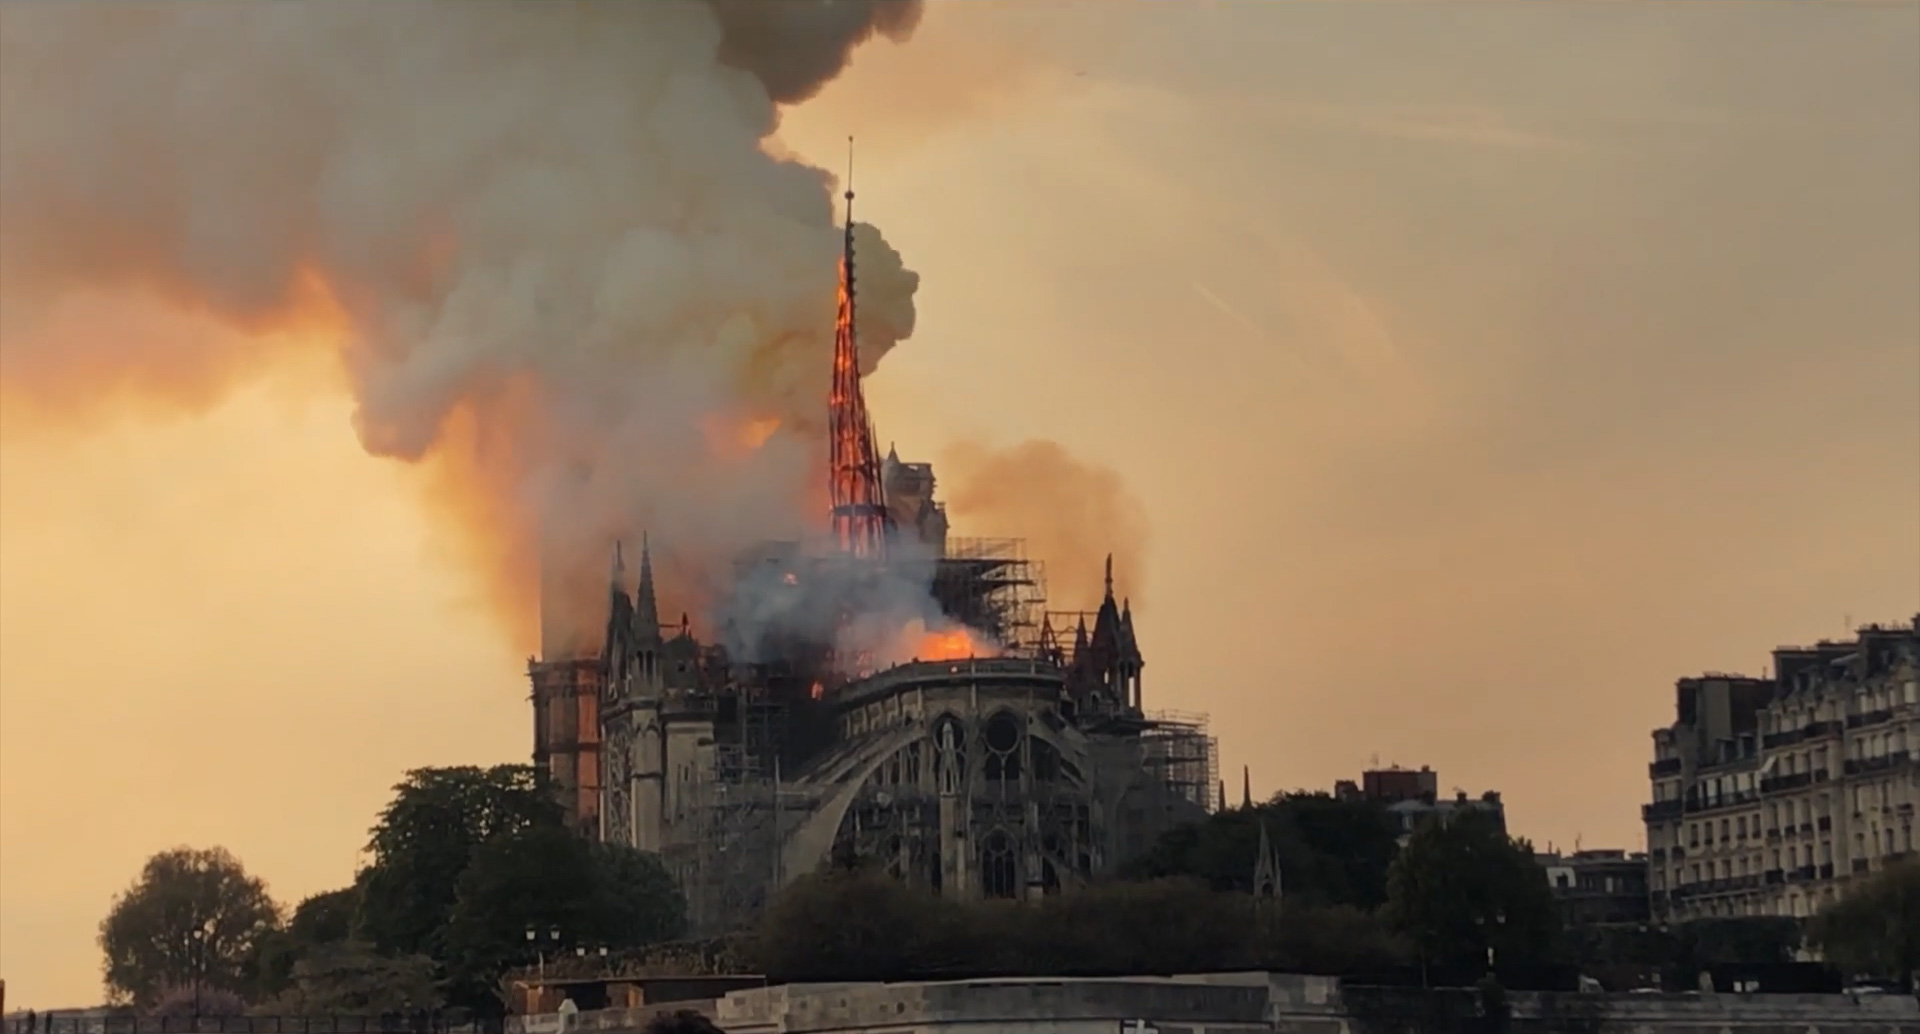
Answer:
[716,534,997,669]
[0,1,926,653]
[711,0,925,105]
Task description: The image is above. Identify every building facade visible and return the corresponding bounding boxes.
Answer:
[1645,618,1919,922]
[1536,849,1652,926]
[1333,765,1506,845]
[584,527,1215,935]
[532,208,1216,934]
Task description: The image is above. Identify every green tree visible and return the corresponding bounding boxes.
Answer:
[439,827,687,1011]
[1809,858,1920,988]
[253,943,441,1015]
[589,841,688,947]
[252,887,362,998]
[754,867,973,981]
[356,765,562,956]
[1250,904,1411,975]
[1382,810,1561,972]
[1017,878,1253,976]
[98,847,282,1006]
[1123,793,1400,909]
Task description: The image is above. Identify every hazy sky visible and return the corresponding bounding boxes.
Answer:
[3,1,1917,1008]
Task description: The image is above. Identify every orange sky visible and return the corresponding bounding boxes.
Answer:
[4,1,1918,1008]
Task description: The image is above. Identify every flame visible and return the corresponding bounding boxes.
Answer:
[809,680,824,701]
[914,626,997,662]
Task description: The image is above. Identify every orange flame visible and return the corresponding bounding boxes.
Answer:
[914,626,997,662]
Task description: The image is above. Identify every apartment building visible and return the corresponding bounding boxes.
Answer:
[1644,618,1918,923]
[1333,765,1506,845]
[1537,848,1652,926]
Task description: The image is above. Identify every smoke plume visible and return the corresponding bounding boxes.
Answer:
[0,1,925,655]
[941,440,1152,609]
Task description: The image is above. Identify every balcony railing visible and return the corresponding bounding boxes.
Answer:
[1649,757,1683,777]
[1847,709,1893,729]
[1845,755,1901,776]
[1763,720,1842,749]
[1761,772,1814,794]
[1643,800,1684,822]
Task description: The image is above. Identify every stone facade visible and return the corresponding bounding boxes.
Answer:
[1537,849,1652,926]
[555,463,1215,934]
[1645,619,1919,922]
[511,973,1920,1034]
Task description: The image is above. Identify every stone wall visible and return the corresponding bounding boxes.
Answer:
[519,973,1920,1034]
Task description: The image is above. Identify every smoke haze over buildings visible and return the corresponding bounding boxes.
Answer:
[0,1,931,653]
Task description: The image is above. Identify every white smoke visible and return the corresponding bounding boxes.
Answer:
[0,1,926,652]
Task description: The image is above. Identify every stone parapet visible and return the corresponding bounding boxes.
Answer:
[515,973,1920,1034]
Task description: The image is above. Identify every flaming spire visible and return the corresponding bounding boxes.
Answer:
[828,136,890,559]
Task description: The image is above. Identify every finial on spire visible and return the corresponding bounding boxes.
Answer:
[611,540,626,589]
[1242,765,1252,809]
[1104,554,1114,598]
[845,135,855,205]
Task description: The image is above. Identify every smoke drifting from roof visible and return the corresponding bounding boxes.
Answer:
[0,1,924,652]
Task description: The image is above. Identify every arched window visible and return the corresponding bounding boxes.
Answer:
[982,830,1019,899]
[984,711,1022,782]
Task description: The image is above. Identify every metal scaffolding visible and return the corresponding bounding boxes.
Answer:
[935,537,1046,653]
[1141,710,1220,814]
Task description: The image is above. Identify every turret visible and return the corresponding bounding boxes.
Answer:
[1253,819,1281,900]
[602,542,636,695]
[633,533,662,646]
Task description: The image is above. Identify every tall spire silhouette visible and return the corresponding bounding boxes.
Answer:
[634,532,660,642]
[827,136,889,558]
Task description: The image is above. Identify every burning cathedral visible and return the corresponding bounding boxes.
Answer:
[527,183,1217,935]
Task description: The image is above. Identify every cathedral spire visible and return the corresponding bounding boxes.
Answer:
[1104,554,1114,600]
[1242,765,1252,809]
[610,541,627,600]
[826,135,889,559]
[633,532,660,643]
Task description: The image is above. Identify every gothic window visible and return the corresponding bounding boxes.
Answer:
[981,830,1019,899]
[984,711,1022,783]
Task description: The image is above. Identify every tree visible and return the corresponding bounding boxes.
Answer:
[754,867,973,982]
[144,985,247,1018]
[252,943,441,1015]
[98,847,281,1006]
[589,842,688,947]
[438,827,687,1012]
[1016,878,1252,976]
[356,765,562,956]
[252,887,362,999]
[1122,793,1400,909]
[1809,858,1920,988]
[1250,904,1411,975]
[1382,810,1561,972]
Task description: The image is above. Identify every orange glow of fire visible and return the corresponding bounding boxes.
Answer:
[915,627,997,662]
[700,413,782,460]
[809,680,825,701]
